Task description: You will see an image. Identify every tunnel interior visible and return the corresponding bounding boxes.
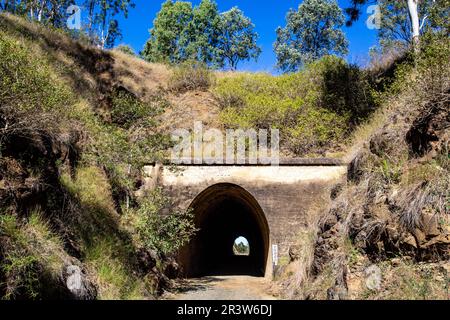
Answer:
[179,183,270,278]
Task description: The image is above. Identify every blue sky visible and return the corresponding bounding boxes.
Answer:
[115,0,378,72]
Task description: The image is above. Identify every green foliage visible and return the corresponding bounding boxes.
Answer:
[59,166,152,300]
[111,89,161,129]
[142,0,260,69]
[415,34,450,95]
[169,60,214,93]
[0,0,73,27]
[0,13,184,300]
[0,215,40,300]
[84,236,150,300]
[427,0,450,36]
[217,7,261,70]
[124,189,197,256]
[184,0,222,67]
[0,1,134,48]
[0,31,71,113]
[0,212,66,300]
[142,0,193,63]
[233,240,250,256]
[379,158,403,184]
[68,91,170,203]
[274,0,348,72]
[346,0,449,47]
[214,56,375,155]
[320,56,375,122]
[377,0,419,44]
[0,31,73,150]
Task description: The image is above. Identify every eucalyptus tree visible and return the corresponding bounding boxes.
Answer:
[216,7,261,70]
[274,0,348,72]
[346,0,447,48]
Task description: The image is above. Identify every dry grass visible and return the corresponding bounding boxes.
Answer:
[358,260,449,300]
[168,62,214,94]
[111,50,171,99]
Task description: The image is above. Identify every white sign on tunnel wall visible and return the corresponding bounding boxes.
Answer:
[272,244,278,266]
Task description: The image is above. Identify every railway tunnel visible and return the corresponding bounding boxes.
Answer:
[178,183,270,278]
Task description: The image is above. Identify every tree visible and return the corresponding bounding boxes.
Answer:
[428,0,450,35]
[0,0,75,26]
[142,1,260,70]
[0,1,134,48]
[274,0,348,72]
[183,0,222,67]
[141,0,193,63]
[216,7,261,70]
[84,0,135,49]
[345,0,446,49]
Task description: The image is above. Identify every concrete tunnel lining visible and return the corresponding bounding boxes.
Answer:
[178,183,270,278]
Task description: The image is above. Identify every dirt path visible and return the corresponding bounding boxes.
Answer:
[163,276,279,300]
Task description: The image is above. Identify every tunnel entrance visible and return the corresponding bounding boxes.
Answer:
[178,183,270,278]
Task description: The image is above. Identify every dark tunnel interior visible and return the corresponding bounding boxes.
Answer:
[178,183,269,278]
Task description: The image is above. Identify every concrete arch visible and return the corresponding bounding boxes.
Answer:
[178,183,271,278]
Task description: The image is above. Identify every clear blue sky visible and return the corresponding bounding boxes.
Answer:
[115,0,378,72]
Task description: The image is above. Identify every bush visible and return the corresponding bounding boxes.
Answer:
[214,56,374,155]
[124,189,197,256]
[169,61,214,93]
[0,31,71,113]
[110,89,164,129]
[0,31,73,150]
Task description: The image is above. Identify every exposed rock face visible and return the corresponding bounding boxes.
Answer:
[311,91,449,299]
[63,265,97,300]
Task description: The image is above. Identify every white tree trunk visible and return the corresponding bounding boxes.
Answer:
[407,0,420,49]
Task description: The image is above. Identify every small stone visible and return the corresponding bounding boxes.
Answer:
[391,258,402,267]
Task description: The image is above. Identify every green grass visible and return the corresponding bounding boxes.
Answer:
[0,211,66,300]
[60,166,153,300]
[84,237,146,300]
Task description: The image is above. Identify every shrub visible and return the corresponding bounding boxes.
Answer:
[169,61,214,93]
[124,189,197,256]
[110,89,163,129]
[0,31,73,149]
[214,56,373,155]
[0,31,71,113]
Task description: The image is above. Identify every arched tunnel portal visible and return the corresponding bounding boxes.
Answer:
[178,183,270,278]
